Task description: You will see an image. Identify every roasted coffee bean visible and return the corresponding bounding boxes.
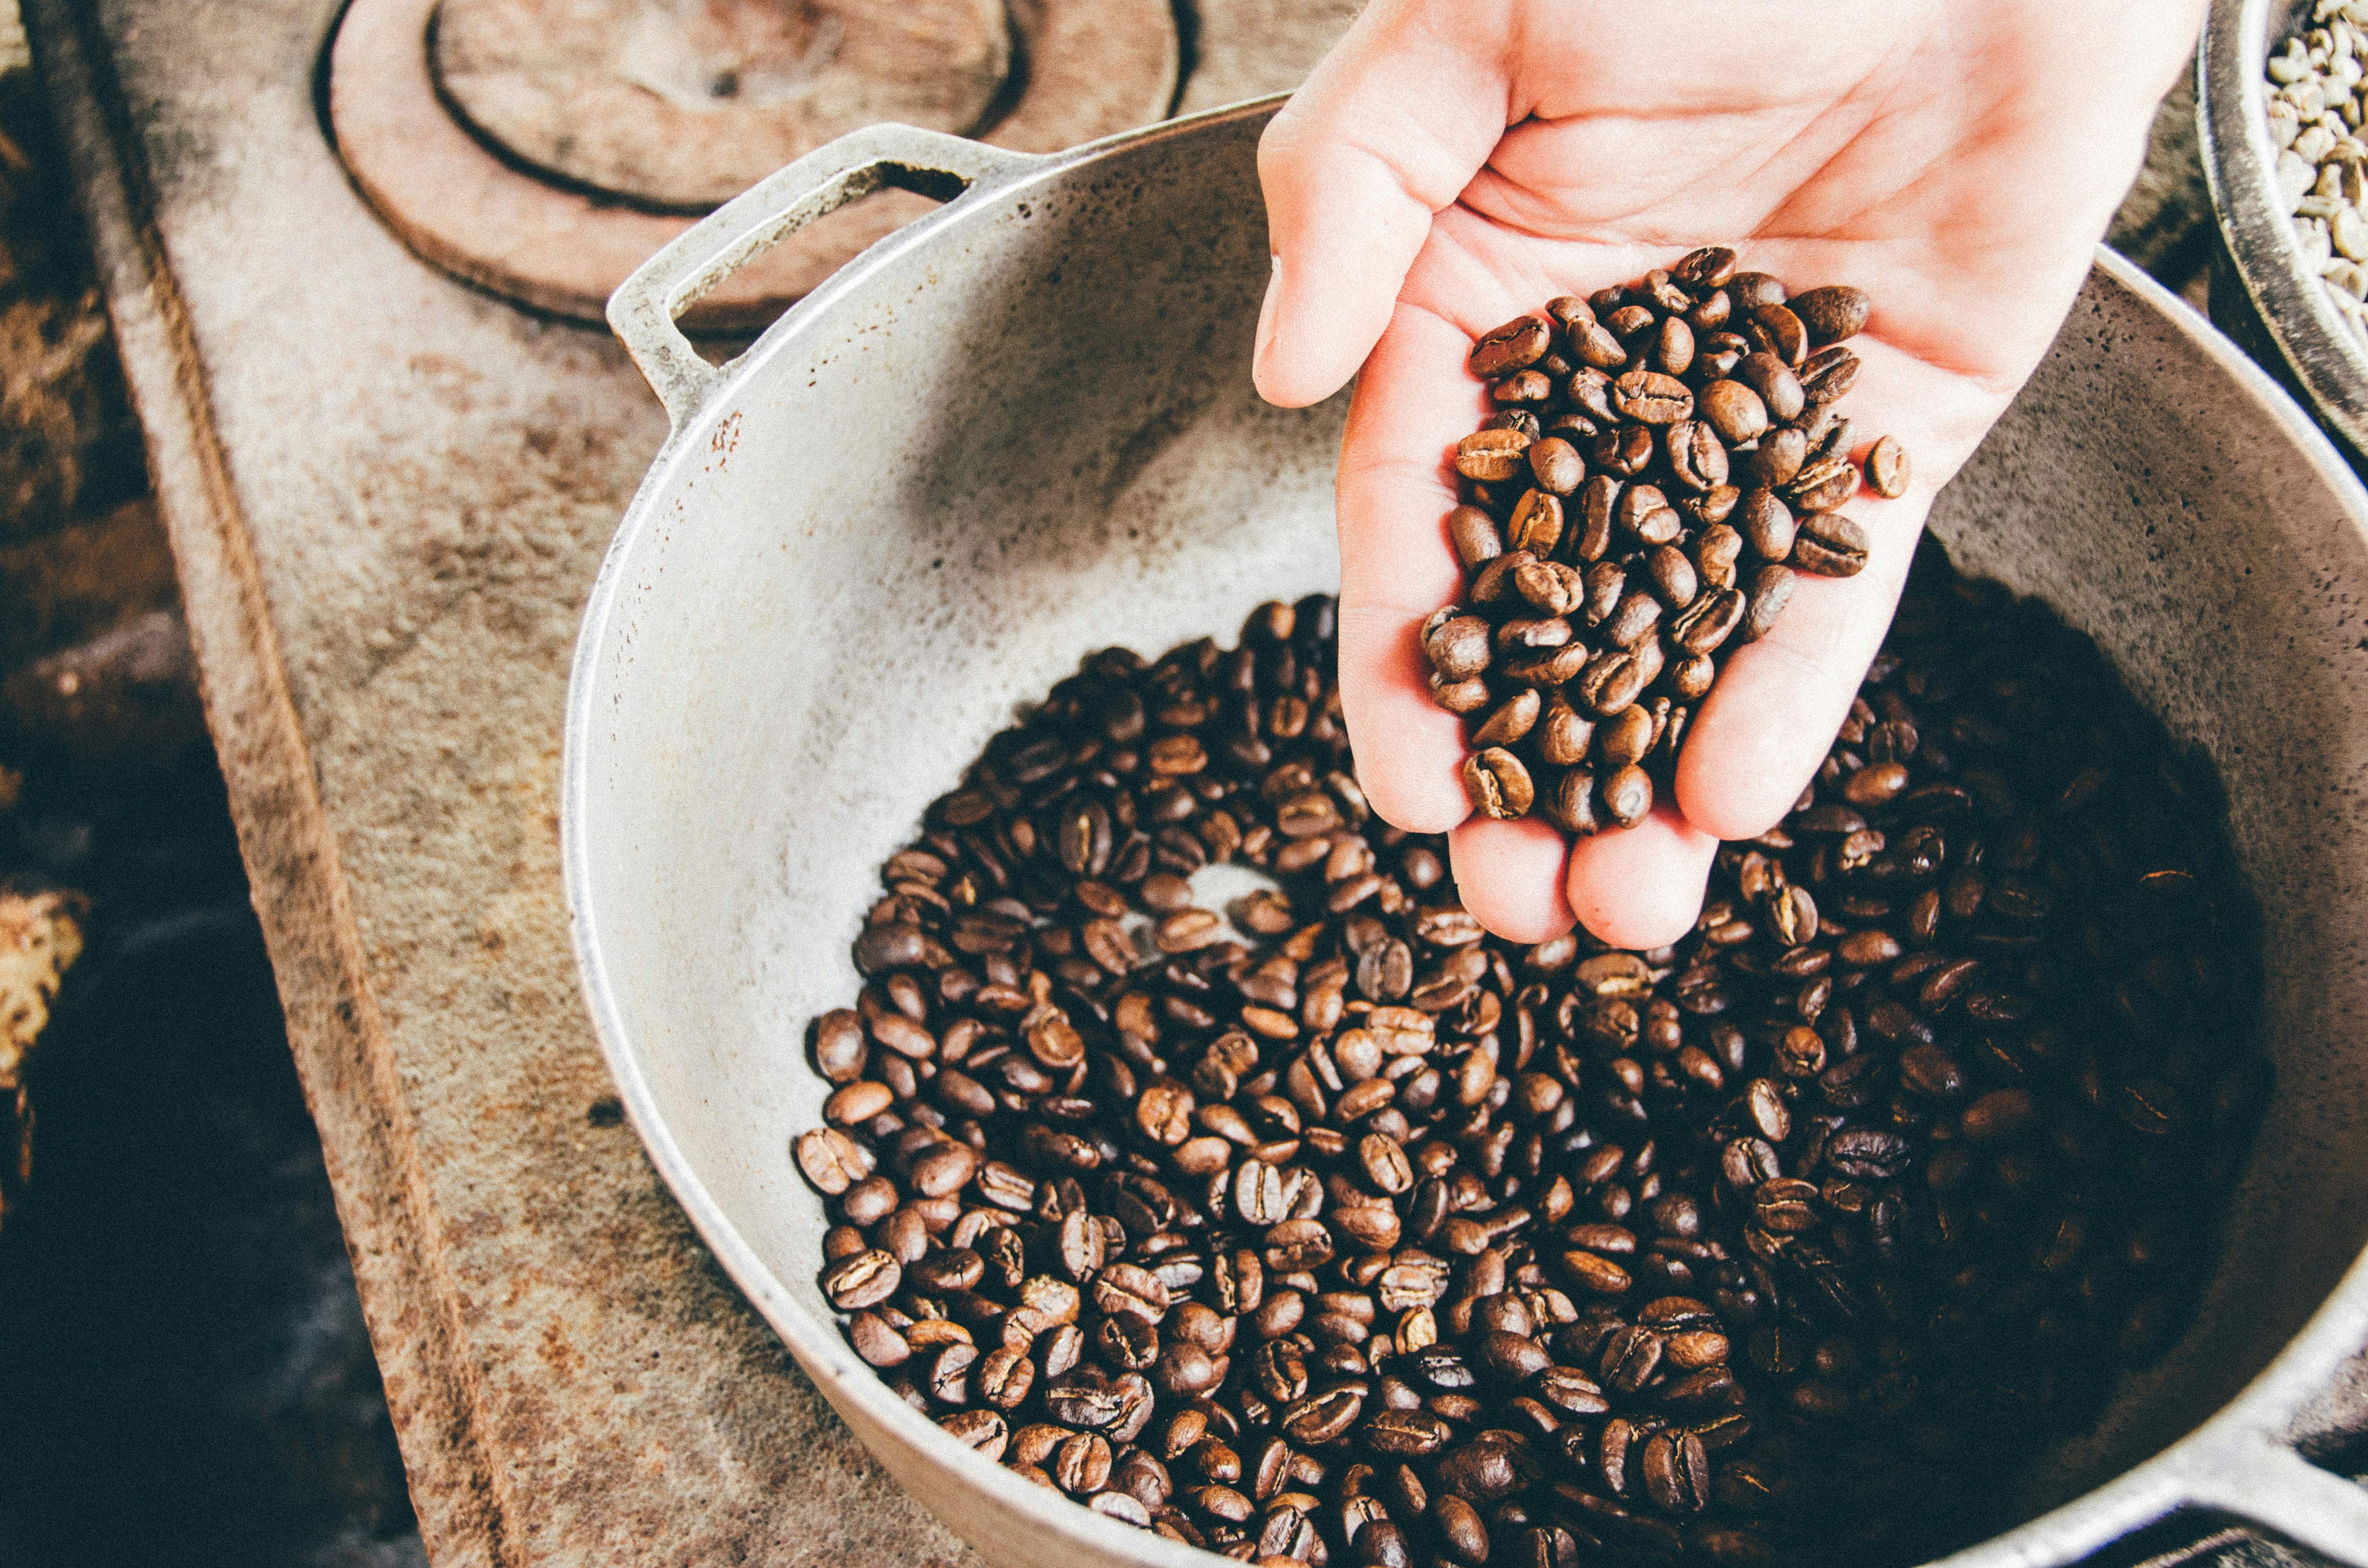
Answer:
[1612,370,1694,425]
[814,1009,868,1082]
[1727,271,1785,311]
[1685,485,1741,527]
[1598,700,1659,769]
[1534,692,1596,768]
[1645,545,1698,609]
[1746,303,1807,365]
[1669,588,1745,656]
[1797,344,1860,404]
[797,1128,874,1195]
[1471,690,1543,749]
[1544,769,1602,836]
[1666,420,1728,492]
[1743,425,1808,490]
[1613,482,1669,537]
[911,1139,978,1197]
[1360,1131,1416,1194]
[1508,489,1565,557]
[823,1249,901,1311]
[1629,502,1681,548]
[1544,294,1596,336]
[939,1408,1009,1459]
[1696,334,1747,381]
[1510,558,1583,617]
[1866,434,1911,498]
[1809,408,1852,459]
[1737,352,1804,423]
[1602,589,1663,650]
[1788,284,1870,345]
[1785,454,1857,514]
[1465,748,1536,820]
[1640,1429,1709,1513]
[1425,613,1495,681]
[1601,765,1653,830]
[1697,379,1767,446]
[1694,524,1744,590]
[1793,513,1870,577]
[1437,1440,1520,1501]
[1496,615,1575,653]
[1449,505,1505,569]
[1669,653,1716,701]
[1586,422,1654,478]
[1606,304,1658,343]
[1653,315,1696,377]
[1357,1520,1414,1568]
[1674,246,1736,289]
[850,1310,911,1368]
[1431,673,1492,715]
[1742,565,1794,643]
[1494,368,1554,404]
[1526,435,1585,497]
[1436,1494,1490,1563]
[1737,488,1795,562]
[1472,317,1552,378]
[1456,430,1532,483]
[1602,1327,1664,1395]
[1282,1384,1365,1445]
[1570,318,1629,371]
[1474,1329,1552,1382]
[1472,551,1536,612]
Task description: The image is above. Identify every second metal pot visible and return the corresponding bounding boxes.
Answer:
[2201,0,2368,467]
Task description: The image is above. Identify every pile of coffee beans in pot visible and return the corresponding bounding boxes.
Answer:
[794,543,2264,1568]
[1430,247,1912,836]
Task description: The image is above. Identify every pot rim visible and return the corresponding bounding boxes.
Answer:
[564,96,2368,1568]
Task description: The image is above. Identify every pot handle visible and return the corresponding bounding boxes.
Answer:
[2174,1437,2368,1564]
[607,126,1043,430]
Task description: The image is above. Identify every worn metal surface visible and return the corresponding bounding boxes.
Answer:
[17,2,1350,1565]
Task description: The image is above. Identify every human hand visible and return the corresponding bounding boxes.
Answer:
[1255,0,2197,948]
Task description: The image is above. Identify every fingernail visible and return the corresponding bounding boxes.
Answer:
[1252,253,1282,390]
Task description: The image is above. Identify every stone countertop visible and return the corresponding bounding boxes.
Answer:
[16,0,2237,1564]
[19,1,1354,1565]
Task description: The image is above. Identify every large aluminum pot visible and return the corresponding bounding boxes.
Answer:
[566,100,2368,1567]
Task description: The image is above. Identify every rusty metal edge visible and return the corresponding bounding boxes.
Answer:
[16,1,518,1563]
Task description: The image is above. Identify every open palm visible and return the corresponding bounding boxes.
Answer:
[1254,0,2196,947]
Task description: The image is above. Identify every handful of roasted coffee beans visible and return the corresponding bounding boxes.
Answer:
[796,548,2262,1568]
[1431,247,1912,836]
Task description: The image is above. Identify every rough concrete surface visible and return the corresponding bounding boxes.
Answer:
[14,0,2270,1564]
[19,2,1353,1565]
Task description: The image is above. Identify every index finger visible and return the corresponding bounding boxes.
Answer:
[1334,301,1493,835]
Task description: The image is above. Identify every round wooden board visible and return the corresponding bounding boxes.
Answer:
[433,0,1012,212]
[331,0,1177,332]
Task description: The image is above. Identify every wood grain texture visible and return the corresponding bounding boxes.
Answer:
[31,0,981,1561]
[434,0,1011,211]
[1177,0,1357,115]
[333,0,1175,329]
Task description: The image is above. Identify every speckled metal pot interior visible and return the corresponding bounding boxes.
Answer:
[567,105,2368,1568]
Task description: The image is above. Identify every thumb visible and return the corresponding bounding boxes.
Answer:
[1253,2,1510,408]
